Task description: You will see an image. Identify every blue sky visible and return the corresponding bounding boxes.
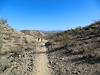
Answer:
[0,0,100,31]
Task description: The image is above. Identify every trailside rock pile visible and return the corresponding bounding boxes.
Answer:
[0,48,36,75]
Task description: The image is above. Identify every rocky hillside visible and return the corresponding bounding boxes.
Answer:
[47,21,100,75]
[0,19,100,75]
[0,20,44,75]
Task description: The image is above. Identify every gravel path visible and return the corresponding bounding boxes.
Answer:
[33,41,52,75]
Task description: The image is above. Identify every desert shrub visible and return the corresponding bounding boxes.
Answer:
[0,20,5,50]
[0,19,9,53]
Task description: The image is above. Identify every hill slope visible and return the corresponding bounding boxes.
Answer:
[47,21,100,75]
[0,20,45,75]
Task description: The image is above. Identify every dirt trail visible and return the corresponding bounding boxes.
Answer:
[33,41,52,75]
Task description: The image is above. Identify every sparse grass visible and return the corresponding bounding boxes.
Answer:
[0,19,5,52]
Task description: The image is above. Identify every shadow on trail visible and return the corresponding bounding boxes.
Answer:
[32,45,69,54]
[32,44,72,55]
[32,51,47,54]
